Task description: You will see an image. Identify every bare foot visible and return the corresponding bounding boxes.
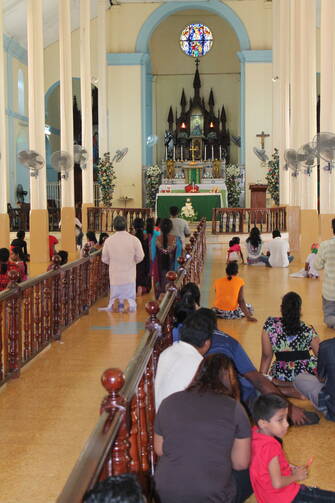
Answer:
[112,299,120,312]
[123,299,130,313]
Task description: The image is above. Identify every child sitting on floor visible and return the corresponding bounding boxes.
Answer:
[213,261,256,321]
[250,394,335,503]
[227,236,244,264]
[305,243,319,278]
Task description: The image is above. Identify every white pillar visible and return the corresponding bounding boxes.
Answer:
[272,0,290,206]
[320,0,335,214]
[0,5,8,214]
[80,0,94,205]
[289,0,317,209]
[59,0,74,208]
[97,0,108,156]
[27,0,47,210]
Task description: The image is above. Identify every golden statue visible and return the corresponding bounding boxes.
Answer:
[166,159,176,179]
[213,159,221,178]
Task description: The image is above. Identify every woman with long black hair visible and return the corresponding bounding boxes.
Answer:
[260,291,320,382]
[245,227,268,265]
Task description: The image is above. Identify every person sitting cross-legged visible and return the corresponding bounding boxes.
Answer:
[173,294,319,426]
[264,229,294,268]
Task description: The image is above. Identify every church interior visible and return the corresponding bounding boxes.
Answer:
[0,0,335,501]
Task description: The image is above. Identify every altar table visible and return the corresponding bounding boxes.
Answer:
[156,192,223,220]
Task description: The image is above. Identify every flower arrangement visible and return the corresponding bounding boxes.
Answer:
[266,148,280,206]
[180,198,198,222]
[96,153,117,207]
[145,165,162,209]
[225,164,242,207]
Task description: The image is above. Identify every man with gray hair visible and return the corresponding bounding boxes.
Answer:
[100,216,144,313]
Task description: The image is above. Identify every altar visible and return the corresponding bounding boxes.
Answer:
[156,192,223,221]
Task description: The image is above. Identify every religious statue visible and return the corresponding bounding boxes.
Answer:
[164,130,175,160]
[212,160,221,179]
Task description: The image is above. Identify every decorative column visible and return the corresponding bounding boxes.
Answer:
[80,0,94,232]
[289,0,318,259]
[97,0,108,156]
[272,0,290,206]
[319,0,335,239]
[0,4,10,248]
[59,0,77,260]
[27,0,49,274]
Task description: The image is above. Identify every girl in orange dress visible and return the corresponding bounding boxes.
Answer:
[213,261,256,321]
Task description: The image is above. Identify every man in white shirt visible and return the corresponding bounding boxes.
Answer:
[101,216,144,313]
[154,308,214,410]
[265,229,293,267]
[170,206,191,248]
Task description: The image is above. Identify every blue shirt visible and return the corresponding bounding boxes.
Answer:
[173,326,257,401]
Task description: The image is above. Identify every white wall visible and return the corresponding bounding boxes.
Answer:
[245,62,273,206]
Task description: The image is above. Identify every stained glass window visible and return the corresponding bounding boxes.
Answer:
[180,24,213,58]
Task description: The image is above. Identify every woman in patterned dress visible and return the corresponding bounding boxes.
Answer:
[259,291,320,382]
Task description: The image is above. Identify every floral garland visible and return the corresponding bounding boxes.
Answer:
[145,165,162,209]
[96,153,117,207]
[225,164,242,207]
[266,148,280,205]
[180,198,198,222]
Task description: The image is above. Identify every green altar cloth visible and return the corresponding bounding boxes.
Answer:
[156,192,223,220]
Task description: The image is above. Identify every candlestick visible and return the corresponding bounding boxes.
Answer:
[219,145,222,160]
[173,146,175,161]
[204,145,207,160]
[211,145,214,161]
[181,145,183,161]
[165,146,168,161]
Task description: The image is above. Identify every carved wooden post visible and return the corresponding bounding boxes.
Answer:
[177,255,186,282]
[165,270,177,294]
[137,375,149,472]
[6,270,21,378]
[145,302,162,370]
[129,395,140,473]
[145,356,156,473]
[101,368,130,477]
[50,255,62,341]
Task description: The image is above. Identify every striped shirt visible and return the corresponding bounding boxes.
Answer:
[314,237,335,300]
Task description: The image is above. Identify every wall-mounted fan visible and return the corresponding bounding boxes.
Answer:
[17,150,44,178]
[231,135,241,148]
[314,132,335,173]
[112,147,128,163]
[284,148,300,177]
[73,144,89,169]
[253,146,269,163]
[51,151,73,179]
[297,142,317,175]
[16,184,28,203]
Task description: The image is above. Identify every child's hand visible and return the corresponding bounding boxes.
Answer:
[293,465,308,481]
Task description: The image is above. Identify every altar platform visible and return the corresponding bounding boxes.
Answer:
[156,192,223,220]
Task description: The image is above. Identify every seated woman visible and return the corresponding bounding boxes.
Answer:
[133,217,151,295]
[96,233,109,250]
[154,353,252,503]
[0,248,22,291]
[260,291,319,383]
[245,227,268,265]
[151,218,182,299]
[213,261,257,321]
[10,247,27,281]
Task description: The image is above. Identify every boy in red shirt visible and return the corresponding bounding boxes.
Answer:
[250,394,335,502]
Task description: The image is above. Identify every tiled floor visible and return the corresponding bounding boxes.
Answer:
[1,233,334,502]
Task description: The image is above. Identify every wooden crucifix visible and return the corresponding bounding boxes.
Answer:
[256,130,270,149]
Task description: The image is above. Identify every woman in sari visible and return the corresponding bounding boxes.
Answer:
[151,218,182,299]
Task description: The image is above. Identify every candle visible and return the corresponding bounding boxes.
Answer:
[165,146,168,161]
[219,145,222,160]
[211,145,214,161]
[173,146,176,161]
[181,146,183,161]
[204,145,207,160]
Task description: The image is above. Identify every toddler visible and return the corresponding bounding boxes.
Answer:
[305,243,319,278]
[250,394,335,502]
[227,236,244,263]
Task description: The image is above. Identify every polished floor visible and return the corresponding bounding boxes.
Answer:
[1,233,335,502]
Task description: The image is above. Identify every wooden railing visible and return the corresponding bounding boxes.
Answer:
[57,219,207,503]
[87,207,152,233]
[0,249,108,385]
[212,207,287,234]
[8,208,61,232]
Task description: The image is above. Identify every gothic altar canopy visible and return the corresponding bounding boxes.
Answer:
[162,58,230,185]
